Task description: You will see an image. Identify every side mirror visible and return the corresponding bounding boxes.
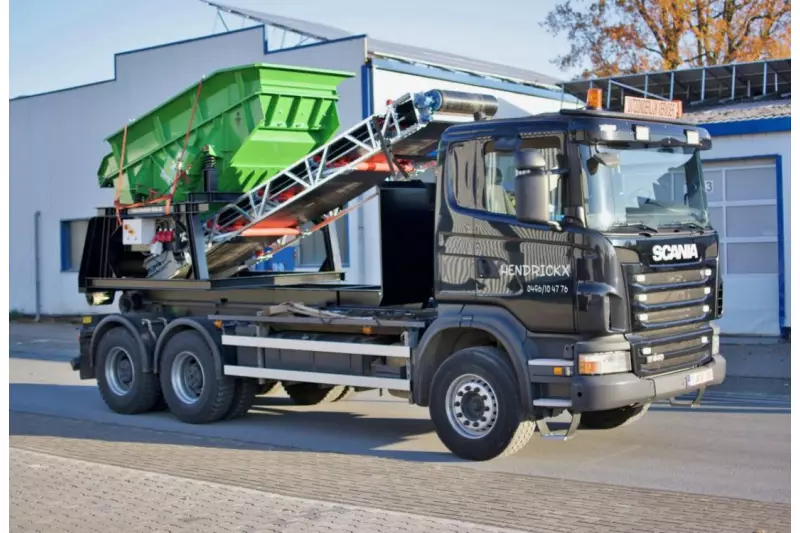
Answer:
[514,171,552,224]
[512,149,549,224]
[515,147,548,172]
[586,152,620,175]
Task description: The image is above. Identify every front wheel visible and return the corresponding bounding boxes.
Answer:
[429,346,534,461]
[578,403,651,430]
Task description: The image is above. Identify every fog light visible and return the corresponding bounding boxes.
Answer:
[712,334,720,355]
[578,351,632,375]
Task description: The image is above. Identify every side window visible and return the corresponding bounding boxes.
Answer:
[479,135,566,220]
[446,140,479,209]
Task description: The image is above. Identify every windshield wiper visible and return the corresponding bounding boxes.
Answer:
[661,221,706,233]
[609,222,659,234]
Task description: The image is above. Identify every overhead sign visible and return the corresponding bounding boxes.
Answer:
[623,96,682,119]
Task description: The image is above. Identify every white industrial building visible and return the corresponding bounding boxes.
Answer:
[562,59,791,338]
[9,3,790,339]
[9,2,578,318]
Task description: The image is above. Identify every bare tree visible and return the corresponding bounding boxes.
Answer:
[543,0,791,78]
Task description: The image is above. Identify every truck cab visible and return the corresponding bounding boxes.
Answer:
[418,95,725,444]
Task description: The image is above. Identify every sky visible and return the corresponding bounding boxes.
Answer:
[9,0,577,98]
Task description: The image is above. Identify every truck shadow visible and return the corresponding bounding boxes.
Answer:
[9,383,790,464]
[9,383,459,464]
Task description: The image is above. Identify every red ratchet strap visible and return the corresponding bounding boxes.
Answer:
[113,77,204,221]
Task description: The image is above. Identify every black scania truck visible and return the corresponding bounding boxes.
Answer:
[72,85,726,461]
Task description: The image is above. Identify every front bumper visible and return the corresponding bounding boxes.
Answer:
[571,354,726,412]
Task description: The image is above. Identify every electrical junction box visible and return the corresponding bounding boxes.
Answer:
[122,218,156,246]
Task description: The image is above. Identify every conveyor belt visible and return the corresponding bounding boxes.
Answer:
[204,89,498,249]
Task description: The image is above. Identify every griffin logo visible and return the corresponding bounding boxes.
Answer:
[652,243,699,262]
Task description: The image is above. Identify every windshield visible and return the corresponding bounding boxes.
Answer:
[579,143,709,232]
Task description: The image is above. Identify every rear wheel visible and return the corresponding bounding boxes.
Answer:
[429,346,534,461]
[579,403,651,430]
[284,383,346,405]
[159,330,235,424]
[224,378,259,420]
[96,327,161,414]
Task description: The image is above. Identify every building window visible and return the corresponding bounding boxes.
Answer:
[60,219,90,272]
[295,214,349,268]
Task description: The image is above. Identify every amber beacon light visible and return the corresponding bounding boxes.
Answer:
[586,88,603,109]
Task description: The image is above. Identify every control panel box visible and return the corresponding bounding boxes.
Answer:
[122,218,156,246]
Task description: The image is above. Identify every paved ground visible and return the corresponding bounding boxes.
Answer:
[11,448,523,533]
[9,322,792,532]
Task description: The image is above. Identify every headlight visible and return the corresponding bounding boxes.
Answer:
[578,351,632,375]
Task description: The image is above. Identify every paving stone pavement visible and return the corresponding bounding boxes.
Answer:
[10,412,790,533]
[11,449,525,533]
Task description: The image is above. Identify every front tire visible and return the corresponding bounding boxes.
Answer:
[579,403,651,430]
[429,346,534,461]
[159,330,235,424]
[96,327,161,415]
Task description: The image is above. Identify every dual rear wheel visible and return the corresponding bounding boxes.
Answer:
[96,328,358,425]
[96,328,254,424]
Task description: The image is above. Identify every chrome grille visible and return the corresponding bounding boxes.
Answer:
[636,304,710,326]
[624,264,717,375]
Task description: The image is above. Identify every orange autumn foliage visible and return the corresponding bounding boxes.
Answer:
[543,0,790,78]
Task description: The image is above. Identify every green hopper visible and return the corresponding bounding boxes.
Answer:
[98,63,354,205]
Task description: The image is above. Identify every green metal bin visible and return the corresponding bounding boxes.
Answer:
[98,63,354,204]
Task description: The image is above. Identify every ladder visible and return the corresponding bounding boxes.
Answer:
[204,90,486,248]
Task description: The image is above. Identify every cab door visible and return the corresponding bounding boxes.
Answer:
[434,139,479,302]
[471,133,576,333]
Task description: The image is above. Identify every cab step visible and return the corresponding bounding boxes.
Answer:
[532,398,580,440]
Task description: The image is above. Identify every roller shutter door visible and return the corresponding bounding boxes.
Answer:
[703,158,780,336]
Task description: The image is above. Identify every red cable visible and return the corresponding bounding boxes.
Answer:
[113,77,204,219]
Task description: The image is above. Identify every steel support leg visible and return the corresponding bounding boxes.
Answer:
[187,214,210,280]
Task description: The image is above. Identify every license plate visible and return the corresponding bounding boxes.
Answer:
[686,368,713,388]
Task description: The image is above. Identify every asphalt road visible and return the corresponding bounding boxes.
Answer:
[10,322,791,506]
